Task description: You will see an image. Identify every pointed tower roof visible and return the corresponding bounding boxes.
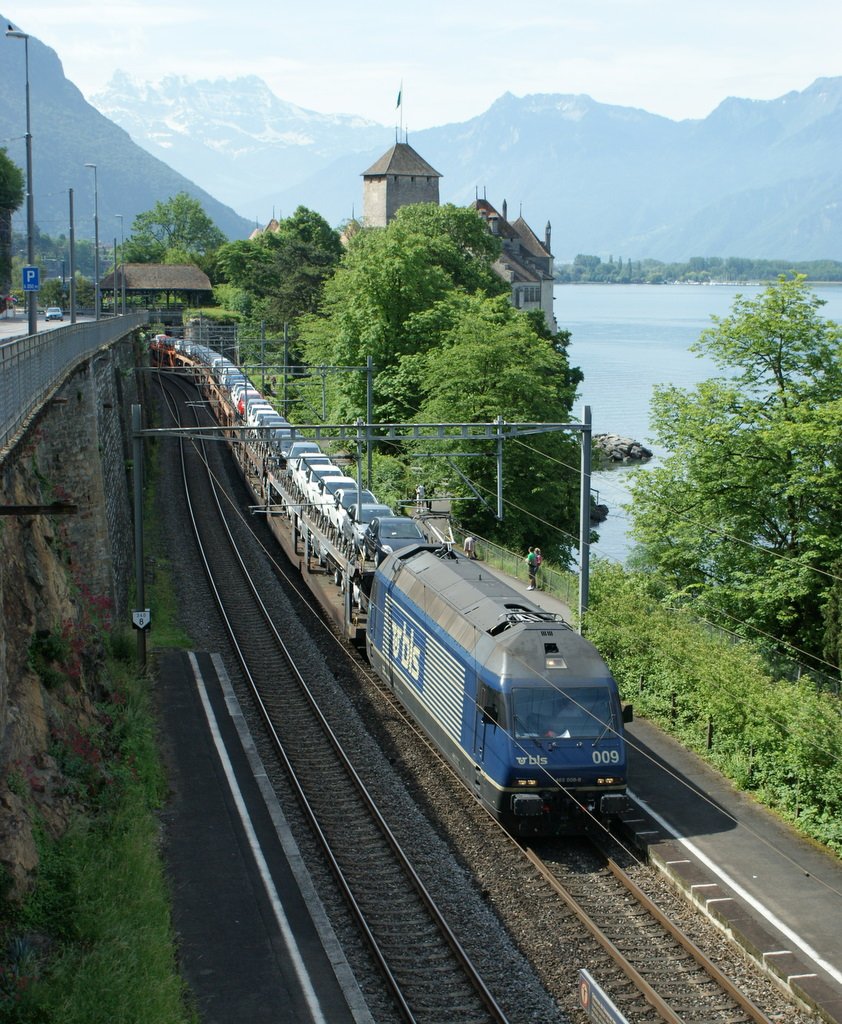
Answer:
[362,142,442,178]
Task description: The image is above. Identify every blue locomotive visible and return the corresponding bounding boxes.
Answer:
[366,544,632,836]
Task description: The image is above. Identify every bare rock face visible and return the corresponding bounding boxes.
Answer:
[594,433,653,463]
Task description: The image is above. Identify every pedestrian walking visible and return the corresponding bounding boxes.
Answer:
[464,535,476,558]
[416,483,425,510]
[534,547,542,589]
[526,546,537,590]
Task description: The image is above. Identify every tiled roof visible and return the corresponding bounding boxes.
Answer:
[511,216,550,258]
[470,198,519,241]
[100,263,212,291]
[362,142,442,178]
[493,253,542,285]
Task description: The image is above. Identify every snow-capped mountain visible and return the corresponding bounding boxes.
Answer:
[76,67,842,260]
[91,72,390,219]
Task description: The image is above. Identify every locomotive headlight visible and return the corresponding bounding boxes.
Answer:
[545,656,567,669]
[515,778,538,786]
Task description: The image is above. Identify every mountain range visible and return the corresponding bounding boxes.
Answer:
[85,74,842,262]
[0,26,251,247]
[2,17,841,261]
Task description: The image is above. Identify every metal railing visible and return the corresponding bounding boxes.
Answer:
[450,525,578,612]
[0,313,148,455]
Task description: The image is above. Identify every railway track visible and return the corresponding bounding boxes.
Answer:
[158,372,511,1024]
[530,837,775,1024]
[151,366,810,1024]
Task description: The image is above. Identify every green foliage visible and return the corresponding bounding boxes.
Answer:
[2,660,193,1023]
[0,147,24,211]
[211,282,250,319]
[369,452,416,512]
[125,192,226,265]
[627,276,842,675]
[557,254,842,284]
[402,291,581,554]
[297,206,582,558]
[0,148,25,290]
[823,559,842,678]
[585,562,842,853]
[27,630,71,690]
[216,206,342,334]
[299,202,507,418]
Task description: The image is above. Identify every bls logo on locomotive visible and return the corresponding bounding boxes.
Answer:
[390,618,421,680]
[516,754,548,766]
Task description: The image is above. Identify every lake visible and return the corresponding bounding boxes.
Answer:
[558,282,842,563]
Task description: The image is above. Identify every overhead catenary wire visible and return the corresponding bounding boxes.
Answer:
[508,434,842,680]
[157,365,842,901]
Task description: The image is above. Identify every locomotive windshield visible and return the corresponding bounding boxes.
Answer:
[512,686,616,740]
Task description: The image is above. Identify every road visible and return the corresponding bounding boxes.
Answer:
[0,312,90,341]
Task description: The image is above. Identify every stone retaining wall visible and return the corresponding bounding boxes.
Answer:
[0,331,143,895]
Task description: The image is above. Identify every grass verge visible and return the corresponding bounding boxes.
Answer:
[1,641,198,1024]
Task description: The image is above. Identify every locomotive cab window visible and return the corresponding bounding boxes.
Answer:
[477,682,506,728]
[512,686,616,740]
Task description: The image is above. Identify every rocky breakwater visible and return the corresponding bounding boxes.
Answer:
[590,434,653,523]
[594,433,653,464]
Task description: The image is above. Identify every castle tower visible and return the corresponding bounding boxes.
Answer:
[361,142,442,227]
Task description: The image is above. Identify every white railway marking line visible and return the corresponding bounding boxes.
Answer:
[190,653,330,1024]
[629,790,842,986]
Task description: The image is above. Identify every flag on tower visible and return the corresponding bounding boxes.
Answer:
[396,84,402,108]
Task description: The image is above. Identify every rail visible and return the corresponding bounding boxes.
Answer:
[0,313,148,456]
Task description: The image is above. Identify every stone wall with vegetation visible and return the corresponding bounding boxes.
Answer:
[0,337,141,898]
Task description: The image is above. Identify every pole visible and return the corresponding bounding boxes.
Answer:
[85,163,100,320]
[23,36,36,337]
[68,188,77,324]
[132,404,147,668]
[260,321,265,393]
[356,417,364,527]
[283,323,289,418]
[6,29,38,337]
[578,405,592,631]
[116,214,126,314]
[366,355,373,487]
[112,237,117,315]
[496,415,504,520]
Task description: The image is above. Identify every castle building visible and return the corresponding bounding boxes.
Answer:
[361,142,442,227]
[472,197,557,334]
[360,141,557,333]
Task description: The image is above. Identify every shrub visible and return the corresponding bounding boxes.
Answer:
[586,561,842,854]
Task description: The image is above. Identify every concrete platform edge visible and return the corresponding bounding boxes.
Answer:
[208,652,376,1024]
[619,813,841,1024]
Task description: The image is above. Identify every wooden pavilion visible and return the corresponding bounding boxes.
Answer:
[99,263,213,307]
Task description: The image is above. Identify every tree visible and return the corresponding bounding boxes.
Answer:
[0,148,25,293]
[297,203,583,559]
[216,207,342,333]
[627,276,842,675]
[403,291,582,555]
[299,203,505,419]
[124,193,226,267]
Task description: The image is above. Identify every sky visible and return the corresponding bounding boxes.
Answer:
[4,0,841,128]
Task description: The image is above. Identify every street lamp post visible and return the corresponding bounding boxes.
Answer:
[84,162,100,320]
[116,214,126,314]
[6,23,38,337]
[68,187,77,324]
